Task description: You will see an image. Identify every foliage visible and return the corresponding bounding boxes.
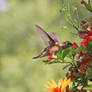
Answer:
[38,0,92,92]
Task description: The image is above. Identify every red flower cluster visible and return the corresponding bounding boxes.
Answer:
[81,57,91,65]
[45,19,92,92]
[75,20,92,65]
[78,20,92,46]
[81,31,92,46]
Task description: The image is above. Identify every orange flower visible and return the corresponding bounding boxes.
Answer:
[45,77,72,92]
[80,64,88,74]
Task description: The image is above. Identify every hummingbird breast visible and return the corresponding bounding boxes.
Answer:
[49,45,60,53]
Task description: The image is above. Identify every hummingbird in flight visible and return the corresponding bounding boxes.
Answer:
[32,25,72,60]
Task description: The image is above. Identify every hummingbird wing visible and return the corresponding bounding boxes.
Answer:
[35,25,55,46]
[49,32,60,42]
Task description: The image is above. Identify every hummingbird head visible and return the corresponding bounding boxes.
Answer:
[59,41,72,49]
[65,41,73,46]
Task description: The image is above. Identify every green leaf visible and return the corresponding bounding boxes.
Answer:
[84,85,92,90]
[62,48,70,60]
[57,48,63,59]
[57,48,63,55]
[63,63,71,70]
[84,2,92,13]
[88,80,92,85]
[85,18,90,22]
[78,45,85,51]
[69,48,76,58]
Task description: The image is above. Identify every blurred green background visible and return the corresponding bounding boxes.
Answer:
[0,0,91,92]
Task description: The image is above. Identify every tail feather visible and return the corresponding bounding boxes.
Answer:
[32,55,41,60]
[32,48,48,60]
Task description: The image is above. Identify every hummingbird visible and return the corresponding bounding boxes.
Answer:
[32,25,72,60]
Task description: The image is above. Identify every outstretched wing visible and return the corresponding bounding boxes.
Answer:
[35,25,55,46]
[49,32,60,42]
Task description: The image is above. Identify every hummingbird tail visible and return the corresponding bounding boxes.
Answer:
[32,55,41,60]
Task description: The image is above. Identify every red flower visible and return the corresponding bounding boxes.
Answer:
[76,51,83,59]
[72,42,78,49]
[81,38,88,46]
[81,57,91,65]
[81,31,92,46]
[88,31,92,36]
[78,29,87,38]
[48,51,57,60]
[81,20,87,24]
